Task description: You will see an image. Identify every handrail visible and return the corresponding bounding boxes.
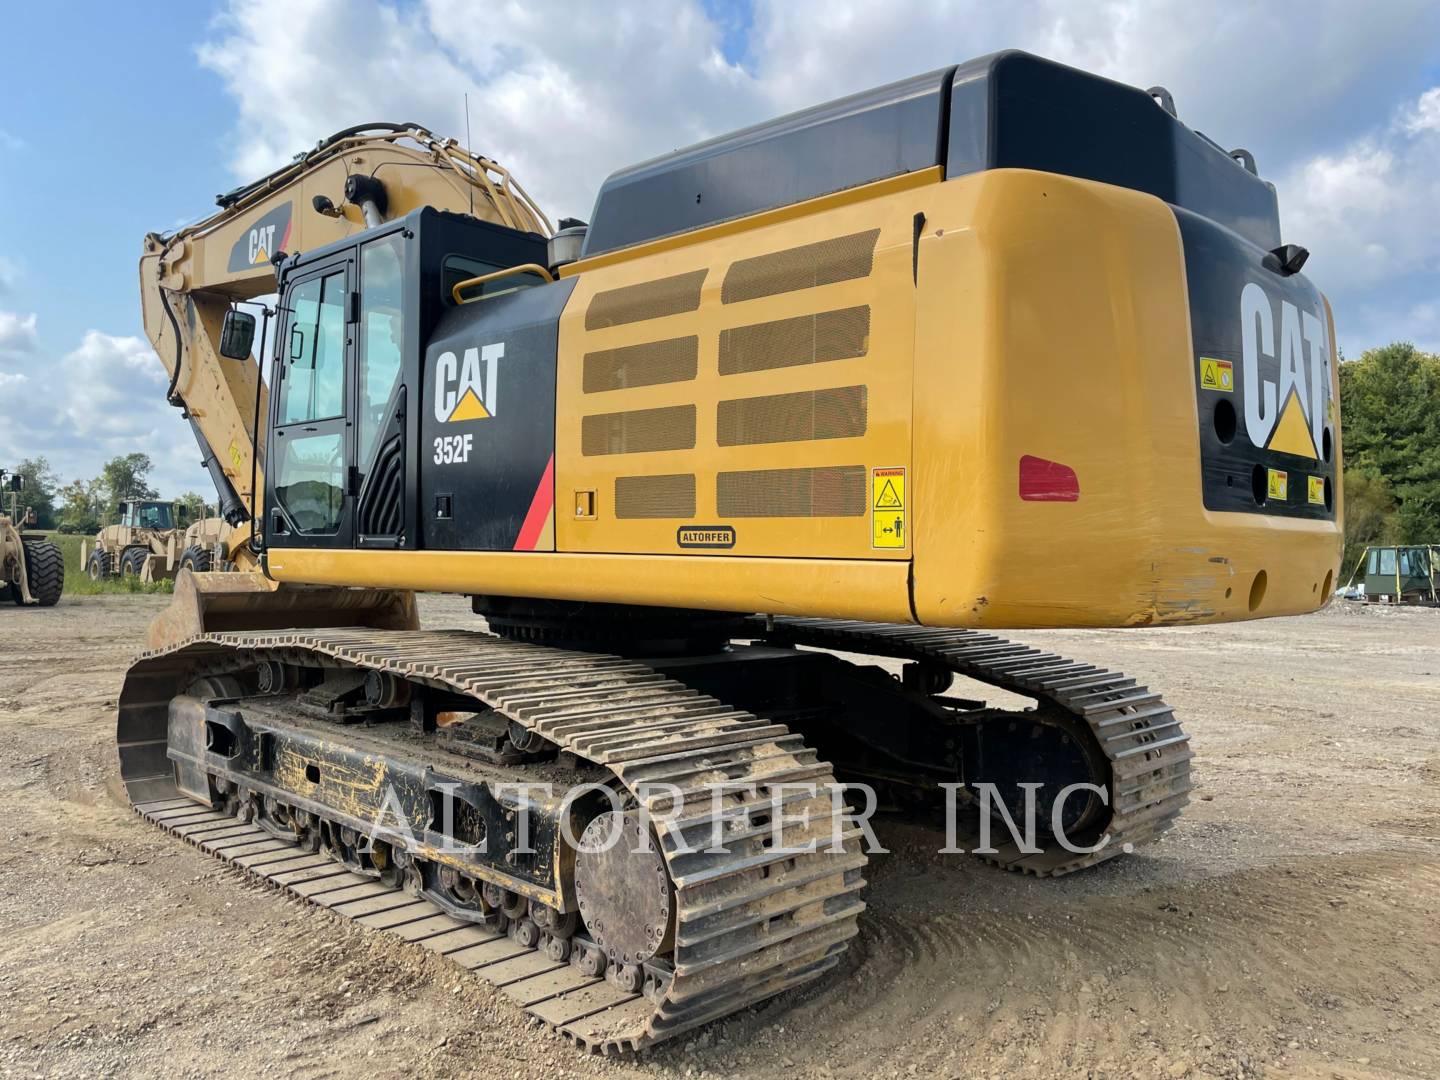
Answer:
[451,262,554,305]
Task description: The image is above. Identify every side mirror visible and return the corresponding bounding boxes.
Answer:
[219,309,257,360]
[7,474,22,492]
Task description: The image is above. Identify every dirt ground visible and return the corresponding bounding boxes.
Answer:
[1,594,1437,1080]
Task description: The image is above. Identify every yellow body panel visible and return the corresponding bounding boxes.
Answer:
[556,174,925,559]
[267,549,913,623]
[272,167,1343,628]
[910,170,1341,627]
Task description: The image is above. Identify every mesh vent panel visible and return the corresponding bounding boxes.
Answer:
[585,270,707,329]
[582,405,696,456]
[721,230,880,304]
[719,306,870,375]
[584,336,699,393]
[614,474,697,519]
[717,386,867,447]
[716,465,867,518]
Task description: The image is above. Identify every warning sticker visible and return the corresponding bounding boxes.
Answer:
[1199,357,1234,393]
[227,440,244,471]
[1307,475,1326,506]
[872,467,906,549]
[1267,468,1288,501]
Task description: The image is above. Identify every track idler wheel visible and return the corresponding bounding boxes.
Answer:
[573,810,674,969]
[971,708,1110,840]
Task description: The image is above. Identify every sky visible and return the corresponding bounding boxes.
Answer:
[1,0,1438,498]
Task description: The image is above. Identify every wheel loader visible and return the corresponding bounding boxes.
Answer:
[83,499,235,581]
[119,51,1342,1052]
[1,469,64,606]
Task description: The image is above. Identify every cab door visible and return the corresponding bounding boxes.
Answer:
[351,231,411,548]
[266,255,356,549]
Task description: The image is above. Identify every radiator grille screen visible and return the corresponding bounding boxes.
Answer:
[719,306,870,375]
[582,405,696,456]
[721,230,880,304]
[716,465,867,518]
[614,474,697,519]
[586,269,707,329]
[584,336,699,393]
[717,386,867,447]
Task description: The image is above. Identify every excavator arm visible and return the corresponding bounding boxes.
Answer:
[139,123,551,568]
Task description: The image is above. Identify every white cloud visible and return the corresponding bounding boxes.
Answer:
[59,331,169,437]
[0,329,209,497]
[1402,86,1440,134]
[0,256,18,294]
[194,0,1440,358]
[0,310,39,355]
[747,0,1440,169]
[194,0,1440,228]
[1279,82,1440,351]
[197,0,759,220]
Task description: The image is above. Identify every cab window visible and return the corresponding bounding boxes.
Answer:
[358,234,406,470]
[274,432,345,535]
[278,271,346,424]
[137,503,173,530]
[1379,548,1397,575]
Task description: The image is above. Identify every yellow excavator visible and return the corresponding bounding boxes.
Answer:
[121,51,1342,1053]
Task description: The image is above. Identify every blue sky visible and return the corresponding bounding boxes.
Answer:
[0,5,236,338]
[2,0,1439,498]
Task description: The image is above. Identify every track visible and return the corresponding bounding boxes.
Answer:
[118,628,866,1053]
[749,617,1194,876]
[118,617,1190,1050]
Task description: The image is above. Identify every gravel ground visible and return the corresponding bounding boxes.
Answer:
[1,593,1437,1079]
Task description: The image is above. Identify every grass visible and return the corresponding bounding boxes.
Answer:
[44,532,175,596]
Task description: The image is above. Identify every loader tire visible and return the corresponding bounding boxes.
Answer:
[120,547,147,577]
[87,549,114,581]
[177,546,212,573]
[20,539,63,606]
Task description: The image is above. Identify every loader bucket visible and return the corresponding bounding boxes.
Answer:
[145,570,418,651]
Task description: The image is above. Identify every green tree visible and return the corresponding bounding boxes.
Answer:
[176,491,210,527]
[57,478,104,534]
[98,453,158,523]
[1339,468,1400,584]
[10,457,59,528]
[1339,342,1440,547]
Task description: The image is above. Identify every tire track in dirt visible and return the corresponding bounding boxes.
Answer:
[3,595,1439,1078]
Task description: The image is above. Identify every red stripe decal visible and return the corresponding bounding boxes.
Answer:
[513,454,555,550]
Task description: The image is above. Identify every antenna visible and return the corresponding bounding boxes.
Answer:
[464,93,475,216]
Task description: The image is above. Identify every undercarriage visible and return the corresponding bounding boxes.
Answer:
[118,613,1190,1052]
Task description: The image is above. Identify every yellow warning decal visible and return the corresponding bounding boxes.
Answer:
[1307,475,1325,505]
[227,440,243,471]
[1200,357,1234,393]
[1267,468,1288,501]
[872,467,906,549]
